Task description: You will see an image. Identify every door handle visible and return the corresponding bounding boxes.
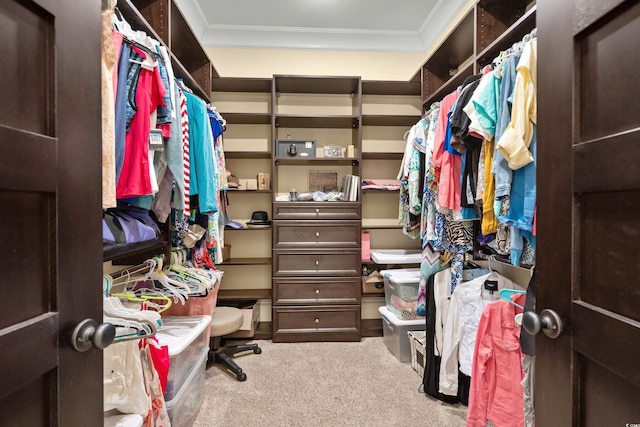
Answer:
[71,319,116,352]
[522,309,564,339]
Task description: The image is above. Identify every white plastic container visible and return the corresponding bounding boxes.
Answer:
[371,249,421,265]
[156,315,211,401]
[380,268,422,320]
[165,347,208,427]
[379,306,425,363]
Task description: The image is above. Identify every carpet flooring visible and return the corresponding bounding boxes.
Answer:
[193,337,467,426]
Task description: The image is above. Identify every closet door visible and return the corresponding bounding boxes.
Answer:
[537,0,640,425]
[0,0,103,426]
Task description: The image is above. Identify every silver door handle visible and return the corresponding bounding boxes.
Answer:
[522,309,564,339]
[71,319,116,352]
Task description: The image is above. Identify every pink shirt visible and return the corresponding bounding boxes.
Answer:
[431,90,462,211]
[466,294,526,427]
[116,56,165,199]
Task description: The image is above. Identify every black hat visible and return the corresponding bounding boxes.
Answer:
[247,211,271,226]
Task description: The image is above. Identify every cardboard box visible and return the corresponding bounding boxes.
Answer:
[219,300,260,338]
[362,270,385,294]
[258,172,271,190]
[246,179,258,191]
[408,330,427,376]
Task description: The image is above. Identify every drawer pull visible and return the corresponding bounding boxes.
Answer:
[315,289,320,294]
[315,208,320,214]
[315,318,320,324]
[315,232,320,237]
[315,260,319,266]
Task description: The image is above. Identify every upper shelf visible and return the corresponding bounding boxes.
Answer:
[274,114,359,129]
[274,75,361,94]
[120,0,211,102]
[212,77,272,93]
[361,80,421,96]
[362,115,420,127]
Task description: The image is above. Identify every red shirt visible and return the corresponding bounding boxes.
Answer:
[116,58,165,199]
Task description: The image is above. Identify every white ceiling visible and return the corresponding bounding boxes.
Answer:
[174,0,470,51]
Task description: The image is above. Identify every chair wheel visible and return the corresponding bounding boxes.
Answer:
[254,347,262,354]
[237,372,247,381]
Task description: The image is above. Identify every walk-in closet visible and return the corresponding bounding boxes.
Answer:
[1,0,639,426]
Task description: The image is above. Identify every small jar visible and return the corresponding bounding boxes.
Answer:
[289,189,298,201]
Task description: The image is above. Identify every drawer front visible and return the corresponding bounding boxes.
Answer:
[273,220,361,248]
[273,202,361,220]
[272,305,361,342]
[272,278,361,305]
[273,249,361,276]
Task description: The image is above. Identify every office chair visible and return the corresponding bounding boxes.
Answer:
[208,306,261,381]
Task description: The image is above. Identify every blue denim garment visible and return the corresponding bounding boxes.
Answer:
[155,45,172,126]
[493,52,522,198]
[501,126,537,266]
[125,48,144,130]
[114,42,130,183]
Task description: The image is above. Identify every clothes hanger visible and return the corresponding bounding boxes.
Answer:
[110,292,173,314]
[499,288,526,309]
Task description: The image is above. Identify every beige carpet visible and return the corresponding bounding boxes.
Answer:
[193,337,467,427]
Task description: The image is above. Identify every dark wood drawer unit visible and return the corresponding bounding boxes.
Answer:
[272,198,361,342]
[273,249,361,277]
[272,305,361,343]
[273,202,361,220]
[273,220,361,248]
[272,278,361,305]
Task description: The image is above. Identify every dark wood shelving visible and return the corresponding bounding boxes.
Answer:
[476,5,537,67]
[212,77,272,93]
[169,52,210,102]
[362,80,421,96]
[227,189,272,193]
[224,151,271,159]
[274,75,360,94]
[362,152,404,160]
[422,58,475,107]
[361,188,400,194]
[275,114,359,129]
[218,257,272,266]
[362,115,420,127]
[218,289,272,300]
[274,157,359,166]
[223,112,271,125]
[104,238,168,263]
[361,318,383,337]
[224,226,272,231]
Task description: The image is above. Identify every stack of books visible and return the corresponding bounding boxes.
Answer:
[341,175,360,201]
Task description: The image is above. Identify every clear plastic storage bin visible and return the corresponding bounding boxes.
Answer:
[156,315,211,401]
[371,249,421,265]
[165,347,208,427]
[379,306,425,363]
[380,268,422,320]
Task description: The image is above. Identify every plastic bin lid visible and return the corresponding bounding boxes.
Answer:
[371,249,421,264]
[156,315,211,356]
[378,306,425,326]
[379,268,421,282]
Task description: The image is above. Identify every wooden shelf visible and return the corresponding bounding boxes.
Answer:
[169,52,210,102]
[274,157,359,166]
[227,189,272,193]
[212,77,272,93]
[362,115,419,127]
[218,257,272,266]
[362,219,402,229]
[217,289,272,300]
[274,75,360,94]
[476,5,537,67]
[224,151,271,159]
[362,152,404,160]
[275,114,359,129]
[224,226,272,231]
[422,57,475,107]
[223,112,271,125]
[104,238,168,263]
[362,80,421,96]
[361,188,400,194]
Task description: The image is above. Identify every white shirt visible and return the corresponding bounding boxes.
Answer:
[439,271,519,395]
